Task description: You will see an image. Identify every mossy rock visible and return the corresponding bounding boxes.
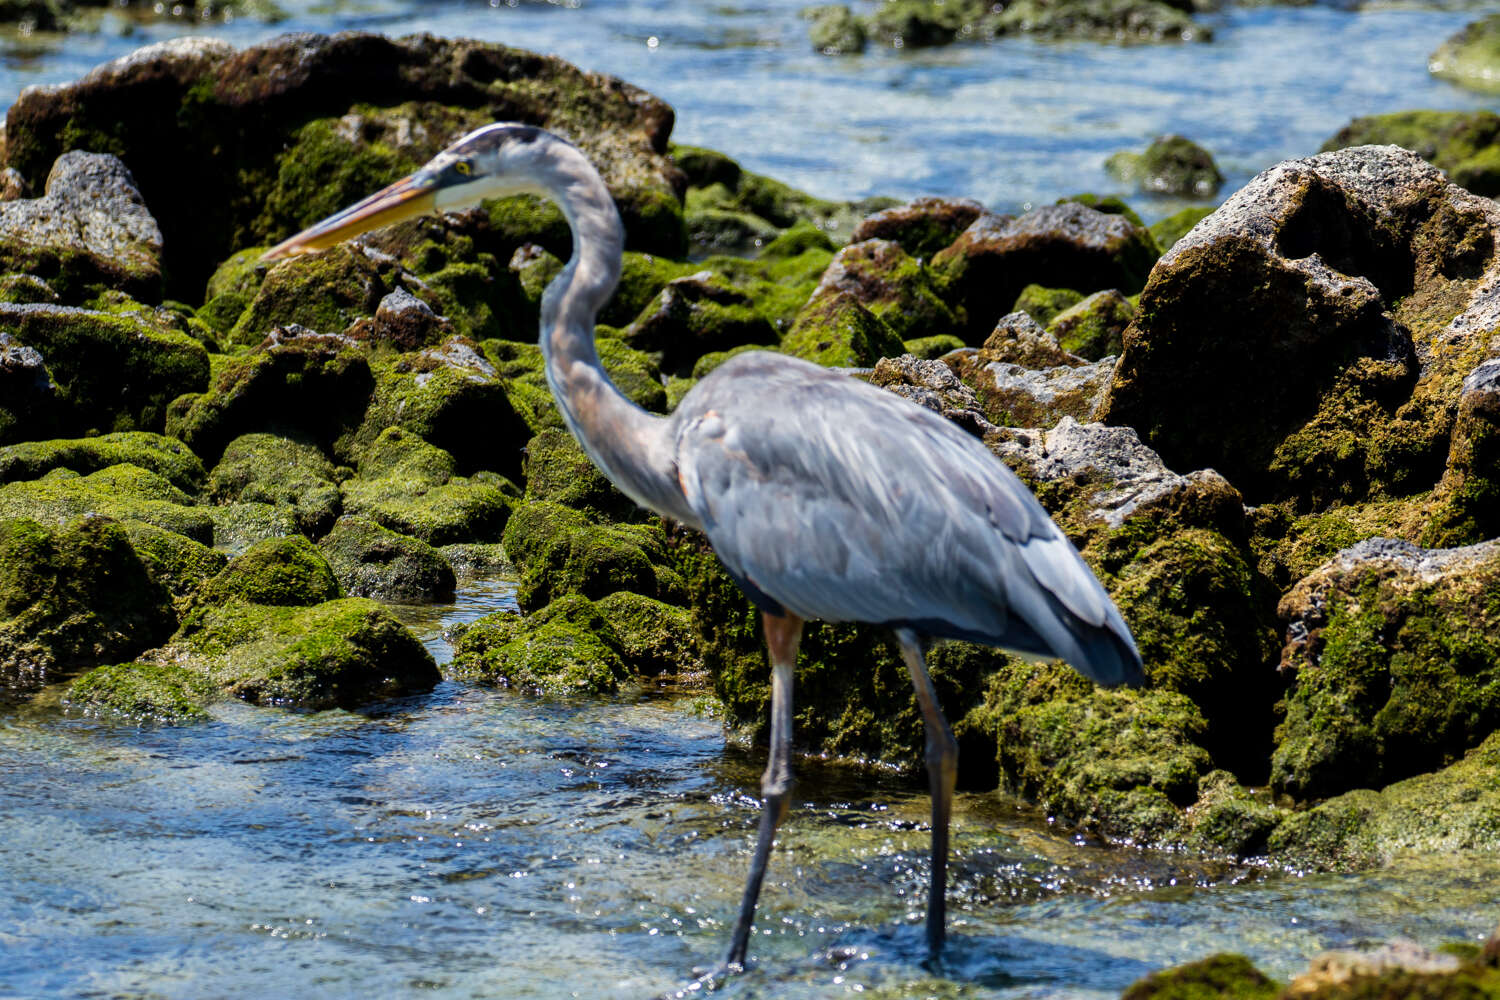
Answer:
[901,334,967,360]
[209,433,343,538]
[1268,730,1500,870]
[802,238,959,344]
[1322,110,1500,200]
[805,4,867,54]
[0,431,206,494]
[623,272,779,376]
[1424,362,1500,547]
[195,535,341,609]
[64,661,217,723]
[850,197,984,259]
[168,595,440,709]
[0,303,209,437]
[230,244,387,346]
[0,464,215,545]
[341,427,511,546]
[781,293,905,369]
[1105,134,1223,198]
[1121,953,1281,1000]
[1047,289,1135,359]
[197,247,268,335]
[1429,14,1500,96]
[501,499,677,611]
[1012,284,1085,327]
[318,516,456,603]
[1272,538,1500,802]
[0,515,175,693]
[985,0,1210,42]
[521,428,638,522]
[595,590,698,678]
[1149,206,1214,252]
[122,519,228,611]
[448,593,627,696]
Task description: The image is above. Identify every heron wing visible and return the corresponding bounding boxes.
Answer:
[671,352,1140,685]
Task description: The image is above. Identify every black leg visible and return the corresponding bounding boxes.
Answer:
[895,628,958,962]
[723,612,803,971]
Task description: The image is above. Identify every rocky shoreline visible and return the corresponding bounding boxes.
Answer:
[1,29,1498,997]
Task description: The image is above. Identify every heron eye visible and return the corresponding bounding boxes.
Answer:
[454,161,472,176]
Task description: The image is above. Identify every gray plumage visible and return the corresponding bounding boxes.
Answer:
[264,120,1145,977]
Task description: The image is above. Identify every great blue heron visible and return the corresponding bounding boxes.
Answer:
[264,122,1144,973]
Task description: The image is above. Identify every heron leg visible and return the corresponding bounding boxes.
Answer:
[895,628,958,962]
[723,611,803,971]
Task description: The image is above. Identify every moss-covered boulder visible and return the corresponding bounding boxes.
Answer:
[804,3,868,54]
[481,335,667,435]
[951,312,1115,427]
[1047,289,1135,360]
[1121,953,1281,1000]
[354,339,532,481]
[520,427,637,522]
[0,303,209,437]
[448,593,627,696]
[1105,134,1223,198]
[932,203,1158,341]
[1272,537,1500,802]
[796,238,958,345]
[595,590,698,678]
[1424,359,1500,547]
[318,516,455,603]
[849,196,984,259]
[5,33,687,297]
[229,243,388,346]
[868,353,998,439]
[1012,284,1085,328]
[341,427,512,546]
[1148,205,1214,252]
[208,432,343,537]
[781,292,906,369]
[0,465,215,544]
[121,520,227,612]
[1269,730,1500,870]
[1322,110,1500,200]
[64,660,218,724]
[195,535,342,609]
[0,515,175,694]
[0,431,205,494]
[167,327,375,467]
[0,151,163,302]
[197,247,268,336]
[501,499,675,611]
[1103,145,1500,512]
[1429,14,1500,95]
[623,272,778,375]
[163,595,439,709]
[985,0,1209,42]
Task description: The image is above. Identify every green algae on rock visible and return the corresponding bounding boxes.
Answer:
[230,243,387,346]
[0,303,209,438]
[781,292,906,369]
[594,590,698,678]
[448,593,628,696]
[0,464,215,545]
[849,197,984,259]
[1047,289,1135,359]
[318,516,456,603]
[1120,953,1281,1000]
[1272,537,1500,803]
[1012,284,1085,328]
[1429,14,1500,95]
[623,271,778,375]
[1148,205,1214,252]
[166,596,439,709]
[341,427,512,547]
[501,500,674,611]
[1322,110,1500,199]
[208,432,343,538]
[0,515,175,694]
[0,431,206,494]
[1105,134,1224,198]
[193,535,342,609]
[64,660,217,724]
[798,237,959,345]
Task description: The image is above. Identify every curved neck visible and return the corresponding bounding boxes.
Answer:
[535,139,690,522]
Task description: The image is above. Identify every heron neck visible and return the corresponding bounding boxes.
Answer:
[537,145,690,523]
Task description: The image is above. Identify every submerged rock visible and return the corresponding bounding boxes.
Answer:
[0,151,163,302]
[1105,134,1223,198]
[1429,14,1500,95]
[804,4,867,54]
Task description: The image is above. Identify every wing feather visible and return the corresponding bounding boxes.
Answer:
[671,352,1142,685]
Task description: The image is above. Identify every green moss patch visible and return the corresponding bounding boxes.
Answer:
[0,431,206,494]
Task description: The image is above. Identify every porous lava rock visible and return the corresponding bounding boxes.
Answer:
[1103,145,1500,512]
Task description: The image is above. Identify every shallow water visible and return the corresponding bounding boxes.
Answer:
[2,581,1497,999]
[3,2,1500,995]
[0,0,1496,221]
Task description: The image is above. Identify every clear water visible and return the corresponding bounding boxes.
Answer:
[2,581,1497,999]
[4,2,1500,996]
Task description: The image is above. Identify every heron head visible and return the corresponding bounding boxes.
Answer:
[262,122,556,260]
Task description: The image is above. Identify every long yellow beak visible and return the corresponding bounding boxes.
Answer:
[262,172,439,261]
